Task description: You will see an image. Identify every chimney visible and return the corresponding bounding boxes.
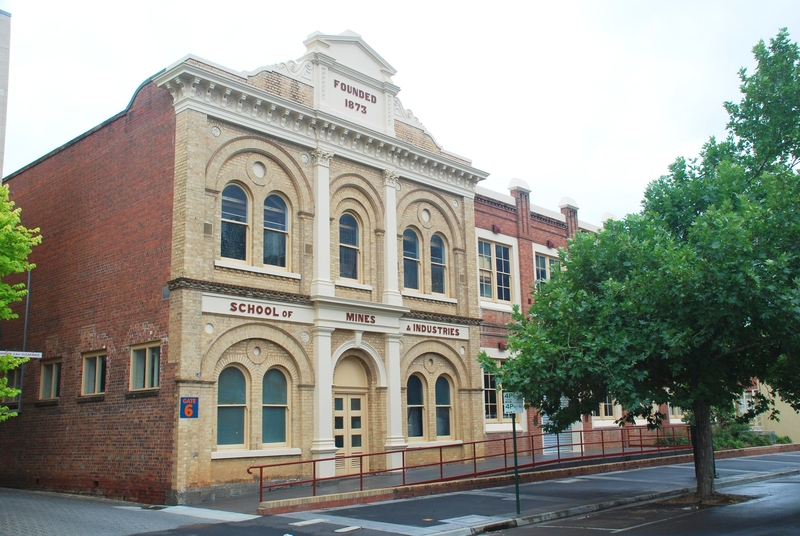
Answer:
[559,197,579,238]
[508,178,531,237]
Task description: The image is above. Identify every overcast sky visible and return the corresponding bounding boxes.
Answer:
[0,1,798,224]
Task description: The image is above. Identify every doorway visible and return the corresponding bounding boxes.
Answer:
[333,356,369,475]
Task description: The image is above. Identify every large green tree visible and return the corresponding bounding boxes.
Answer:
[484,29,800,497]
[0,184,40,422]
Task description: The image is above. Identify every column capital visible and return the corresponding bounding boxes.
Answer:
[383,169,399,188]
[312,148,334,167]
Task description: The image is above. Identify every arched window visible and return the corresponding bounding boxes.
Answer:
[263,194,288,268]
[403,229,420,290]
[435,376,452,438]
[407,375,424,438]
[262,369,288,444]
[339,213,360,280]
[221,184,248,261]
[431,235,446,294]
[217,367,247,446]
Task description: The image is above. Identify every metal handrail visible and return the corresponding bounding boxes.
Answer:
[246,425,692,502]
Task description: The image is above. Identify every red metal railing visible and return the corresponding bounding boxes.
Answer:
[246,425,691,502]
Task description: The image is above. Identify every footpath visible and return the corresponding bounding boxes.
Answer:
[1,445,799,536]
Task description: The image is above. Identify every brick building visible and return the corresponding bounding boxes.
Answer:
[0,31,495,504]
[0,31,618,504]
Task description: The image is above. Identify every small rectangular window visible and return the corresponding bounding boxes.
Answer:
[40,361,61,399]
[82,353,107,395]
[1,367,22,406]
[131,344,160,390]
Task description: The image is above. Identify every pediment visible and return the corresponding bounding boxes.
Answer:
[302,30,397,83]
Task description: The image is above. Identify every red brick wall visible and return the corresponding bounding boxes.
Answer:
[0,81,176,503]
[473,192,570,350]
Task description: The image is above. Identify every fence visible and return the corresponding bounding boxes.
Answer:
[247,425,691,502]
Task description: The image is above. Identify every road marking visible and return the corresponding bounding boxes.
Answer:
[289,518,327,526]
[159,506,259,522]
[334,526,361,532]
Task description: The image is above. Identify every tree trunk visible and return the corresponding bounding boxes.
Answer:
[692,401,715,497]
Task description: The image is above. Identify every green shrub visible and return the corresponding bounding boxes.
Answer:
[776,436,793,444]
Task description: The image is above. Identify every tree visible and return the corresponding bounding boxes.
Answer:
[482,29,800,498]
[0,184,41,422]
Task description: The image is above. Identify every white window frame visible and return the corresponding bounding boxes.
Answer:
[477,229,520,312]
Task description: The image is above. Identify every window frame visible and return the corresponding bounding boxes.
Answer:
[263,193,289,269]
[477,239,513,303]
[217,365,248,448]
[40,360,62,400]
[130,342,161,391]
[82,351,107,396]
[596,395,616,420]
[483,363,517,425]
[430,234,447,295]
[406,374,425,439]
[1,366,22,407]
[220,183,250,263]
[403,228,421,291]
[261,367,289,446]
[339,212,361,281]
[435,375,453,439]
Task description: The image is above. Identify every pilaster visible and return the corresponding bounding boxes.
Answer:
[311,148,335,297]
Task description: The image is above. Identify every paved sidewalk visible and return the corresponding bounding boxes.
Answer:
[2,449,799,536]
[0,488,258,536]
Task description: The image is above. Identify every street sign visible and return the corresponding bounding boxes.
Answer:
[0,350,42,359]
[503,392,524,414]
[180,397,198,418]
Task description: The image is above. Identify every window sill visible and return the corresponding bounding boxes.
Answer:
[125,389,160,399]
[211,448,302,460]
[77,394,106,404]
[335,280,373,291]
[402,292,457,304]
[479,300,514,313]
[214,260,301,280]
[34,399,59,407]
[406,439,463,449]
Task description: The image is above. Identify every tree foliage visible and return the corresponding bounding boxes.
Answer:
[0,184,41,422]
[481,29,800,497]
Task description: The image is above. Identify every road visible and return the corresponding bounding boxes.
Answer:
[491,475,800,535]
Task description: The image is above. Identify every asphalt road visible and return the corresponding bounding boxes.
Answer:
[491,475,800,536]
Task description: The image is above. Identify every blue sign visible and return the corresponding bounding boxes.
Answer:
[180,397,198,418]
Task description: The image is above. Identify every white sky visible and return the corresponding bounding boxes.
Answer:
[0,1,797,224]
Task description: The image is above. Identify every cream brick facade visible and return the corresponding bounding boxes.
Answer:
[156,31,489,502]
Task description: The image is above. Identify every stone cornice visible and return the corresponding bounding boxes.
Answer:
[153,63,488,197]
[404,310,483,326]
[167,277,312,305]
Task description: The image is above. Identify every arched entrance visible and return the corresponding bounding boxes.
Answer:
[333,356,369,475]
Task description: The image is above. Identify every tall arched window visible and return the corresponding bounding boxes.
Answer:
[221,184,248,261]
[431,235,446,294]
[263,194,288,268]
[435,376,452,438]
[262,369,288,444]
[407,375,424,438]
[217,367,247,446]
[403,229,420,290]
[339,213,360,280]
